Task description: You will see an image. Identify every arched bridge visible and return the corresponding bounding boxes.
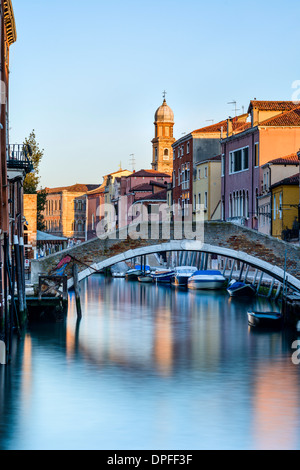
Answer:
[31,222,300,296]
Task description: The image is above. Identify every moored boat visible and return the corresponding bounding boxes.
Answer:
[248,311,283,329]
[173,266,198,287]
[188,270,226,290]
[227,281,257,297]
[126,269,143,281]
[138,275,153,283]
[151,269,175,284]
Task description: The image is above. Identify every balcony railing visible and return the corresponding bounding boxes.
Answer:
[7,144,34,174]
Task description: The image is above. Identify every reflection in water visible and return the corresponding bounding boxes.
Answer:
[0,275,300,450]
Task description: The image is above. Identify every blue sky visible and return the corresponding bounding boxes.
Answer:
[9,0,300,188]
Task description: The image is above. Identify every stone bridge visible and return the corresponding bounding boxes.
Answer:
[31,222,300,294]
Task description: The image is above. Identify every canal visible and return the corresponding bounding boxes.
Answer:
[0,274,300,450]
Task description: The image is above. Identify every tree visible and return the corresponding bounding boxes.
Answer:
[23,130,44,194]
[23,130,47,231]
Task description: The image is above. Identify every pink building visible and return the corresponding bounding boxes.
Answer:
[221,101,300,229]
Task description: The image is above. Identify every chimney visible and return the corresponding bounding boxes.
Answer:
[227,118,233,138]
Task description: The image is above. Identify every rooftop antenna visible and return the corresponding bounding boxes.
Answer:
[228,100,240,117]
[129,154,136,172]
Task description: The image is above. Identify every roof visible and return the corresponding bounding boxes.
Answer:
[86,185,106,195]
[37,231,68,242]
[271,173,299,189]
[263,153,300,167]
[45,184,99,194]
[195,155,222,166]
[131,180,168,192]
[259,106,300,127]
[128,169,171,178]
[4,1,17,45]
[135,189,167,202]
[248,101,299,113]
[155,99,174,123]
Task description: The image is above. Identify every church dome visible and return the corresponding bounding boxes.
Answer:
[155,99,174,123]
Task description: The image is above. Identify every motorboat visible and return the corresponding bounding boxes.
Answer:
[248,311,284,329]
[173,266,198,287]
[227,280,257,297]
[112,272,126,278]
[138,275,153,283]
[188,270,226,290]
[151,269,175,284]
[126,268,143,281]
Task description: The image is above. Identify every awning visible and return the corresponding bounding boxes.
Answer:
[36,230,68,242]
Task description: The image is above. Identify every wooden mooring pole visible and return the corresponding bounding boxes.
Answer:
[73,264,82,319]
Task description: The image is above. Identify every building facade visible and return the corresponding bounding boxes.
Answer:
[258,154,299,235]
[271,174,299,240]
[193,156,222,221]
[221,101,300,229]
[43,184,98,242]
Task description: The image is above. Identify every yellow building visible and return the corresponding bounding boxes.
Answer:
[271,174,299,241]
[193,156,222,221]
[23,194,37,260]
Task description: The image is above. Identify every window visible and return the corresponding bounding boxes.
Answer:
[198,193,201,206]
[173,171,176,188]
[163,149,169,161]
[204,192,208,209]
[204,167,208,178]
[198,168,201,180]
[229,147,249,174]
[221,155,225,177]
[178,169,181,186]
[255,143,259,167]
[273,195,277,220]
[155,148,158,161]
[279,193,283,220]
[187,142,190,154]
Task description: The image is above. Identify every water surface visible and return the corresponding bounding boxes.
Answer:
[0,275,299,450]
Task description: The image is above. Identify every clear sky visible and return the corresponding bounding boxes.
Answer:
[9,0,300,188]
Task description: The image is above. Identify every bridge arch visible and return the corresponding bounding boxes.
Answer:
[69,240,300,294]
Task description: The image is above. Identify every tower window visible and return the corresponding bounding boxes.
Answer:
[163,149,169,161]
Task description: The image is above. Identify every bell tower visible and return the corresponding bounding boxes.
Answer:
[152,93,175,175]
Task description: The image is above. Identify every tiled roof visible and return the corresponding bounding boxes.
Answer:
[266,154,300,166]
[128,169,170,178]
[136,189,167,202]
[131,183,154,192]
[86,186,105,195]
[259,106,300,127]
[248,101,299,112]
[46,184,99,194]
[271,173,299,189]
[192,116,250,135]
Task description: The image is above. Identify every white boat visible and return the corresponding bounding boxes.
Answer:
[173,266,198,287]
[188,270,226,290]
[112,272,126,278]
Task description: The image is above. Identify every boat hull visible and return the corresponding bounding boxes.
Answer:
[188,279,225,290]
[228,283,257,297]
[248,311,283,329]
[138,276,153,283]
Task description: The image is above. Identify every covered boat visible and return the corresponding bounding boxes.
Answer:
[173,266,198,287]
[227,281,257,297]
[188,270,226,290]
[248,311,284,329]
[138,275,153,283]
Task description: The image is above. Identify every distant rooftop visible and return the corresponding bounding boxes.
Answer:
[45,184,99,194]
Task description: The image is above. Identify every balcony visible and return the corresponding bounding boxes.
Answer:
[7,144,34,174]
